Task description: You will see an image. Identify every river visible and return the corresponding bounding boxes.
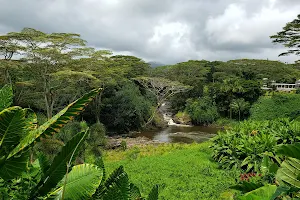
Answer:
[136,125,220,144]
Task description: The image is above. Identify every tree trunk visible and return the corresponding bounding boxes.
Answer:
[143,103,161,127]
[45,93,51,119]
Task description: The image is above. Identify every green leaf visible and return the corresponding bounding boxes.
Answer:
[94,166,130,200]
[276,143,300,160]
[147,185,159,200]
[48,164,102,200]
[239,185,277,200]
[37,152,50,175]
[230,182,264,193]
[94,157,106,185]
[0,150,29,180]
[103,172,130,200]
[8,88,101,158]
[0,106,26,154]
[0,85,13,112]
[24,108,38,131]
[33,130,89,197]
[104,166,126,190]
[270,185,290,200]
[276,157,300,188]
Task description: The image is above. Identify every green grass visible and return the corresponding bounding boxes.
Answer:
[104,142,239,200]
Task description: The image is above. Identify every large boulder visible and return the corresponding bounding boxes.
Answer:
[173,112,192,125]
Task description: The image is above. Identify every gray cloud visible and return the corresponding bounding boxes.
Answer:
[0,0,299,64]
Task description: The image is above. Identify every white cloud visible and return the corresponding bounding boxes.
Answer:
[0,0,299,63]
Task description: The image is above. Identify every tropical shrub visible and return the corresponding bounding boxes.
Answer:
[230,98,250,121]
[185,97,219,125]
[212,119,300,172]
[100,82,152,133]
[250,93,300,120]
[237,143,300,199]
[86,122,107,156]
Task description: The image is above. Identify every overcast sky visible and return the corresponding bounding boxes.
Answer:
[0,0,299,64]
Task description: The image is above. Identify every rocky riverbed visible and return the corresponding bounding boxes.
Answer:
[106,136,164,149]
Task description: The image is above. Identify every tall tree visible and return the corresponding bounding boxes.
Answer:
[1,28,92,118]
[110,55,151,78]
[270,14,300,60]
[230,98,250,121]
[134,77,191,126]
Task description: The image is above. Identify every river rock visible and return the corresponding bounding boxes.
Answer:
[173,112,192,125]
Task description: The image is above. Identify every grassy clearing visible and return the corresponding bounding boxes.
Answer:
[104,142,239,200]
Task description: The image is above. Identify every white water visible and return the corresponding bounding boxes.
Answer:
[160,102,192,127]
[163,114,178,126]
[162,113,192,127]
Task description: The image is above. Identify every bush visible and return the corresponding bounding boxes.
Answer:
[120,140,127,151]
[87,122,107,156]
[214,118,238,127]
[250,93,300,120]
[185,97,219,125]
[56,121,82,143]
[211,119,300,172]
[100,82,152,133]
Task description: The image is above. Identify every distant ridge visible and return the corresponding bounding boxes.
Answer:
[148,61,165,68]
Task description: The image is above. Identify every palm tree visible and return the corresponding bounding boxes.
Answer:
[230,98,250,121]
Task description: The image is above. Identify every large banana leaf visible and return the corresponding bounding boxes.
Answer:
[24,108,38,132]
[0,149,29,180]
[276,157,300,188]
[48,164,102,200]
[103,172,130,200]
[239,185,277,200]
[0,106,26,153]
[0,84,13,112]
[93,166,129,199]
[33,130,89,197]
[8,88,101,158]
[0,106,28,180]
[276,143,300,160]
[38,152,50,175]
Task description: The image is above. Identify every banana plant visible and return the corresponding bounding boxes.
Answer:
[238,143,300,199]
[92,165,160,200]
[0,88,160,200]
[276,143,300,190]
[0,88,101,180]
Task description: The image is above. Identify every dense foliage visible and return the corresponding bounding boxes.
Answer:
[185,97,219,125]
[100,82,152,133]
[250,93,300,120]
[212,119,300,171]
[211,118,300,199]
[0,88,160,200]
[2,27,300,127]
